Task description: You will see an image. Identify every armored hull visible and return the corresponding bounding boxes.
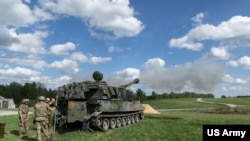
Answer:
[54,71,144,131]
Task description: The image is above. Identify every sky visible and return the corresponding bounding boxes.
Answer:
[1,0,250,98]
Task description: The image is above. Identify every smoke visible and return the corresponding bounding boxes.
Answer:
[140,58,226,92]
[66,58,226,93]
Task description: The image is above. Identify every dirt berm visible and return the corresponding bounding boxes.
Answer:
[142,104,161,114]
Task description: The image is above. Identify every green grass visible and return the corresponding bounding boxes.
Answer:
[1,98,250,141]
[202,97,250,106]
[1,112,250,141]
[143,98,226,109]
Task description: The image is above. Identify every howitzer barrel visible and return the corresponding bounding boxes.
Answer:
[119,78,140,88]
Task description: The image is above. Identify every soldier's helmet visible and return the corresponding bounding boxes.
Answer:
[38,96,45,101]
[22,98,29,104]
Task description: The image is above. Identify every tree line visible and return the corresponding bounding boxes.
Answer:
[0,82,56,106]
[0,81,215,107]
[128,89,214,102]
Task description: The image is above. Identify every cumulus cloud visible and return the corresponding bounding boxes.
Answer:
[50,42,76,55]
[29,75,71,89]
[0,0,53,27]
[39,0,144,39]
[140,58,226,92]
[0,53,47,69]
[210,47,230,59]
[104,68,141,91]
[70,52,112,64]
[89,56,112,64]
[108,45,123,53]
[0,67,40,78]
[49,59,79,74]
[169,15,250,51]
[70,52,89,63]
[191,12,205,26]
[6,29,48,54]
[0,27,20,46]
[228,56,250,69]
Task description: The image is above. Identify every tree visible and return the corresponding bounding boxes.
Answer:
[151,91,158,100]
[126,89,136,100]
[136,88,147,101]
[7,82,22,104]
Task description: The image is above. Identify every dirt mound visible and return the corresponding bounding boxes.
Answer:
[142,104,161,114]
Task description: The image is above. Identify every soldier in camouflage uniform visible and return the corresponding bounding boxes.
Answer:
[18,98,30,136]
[34,96,53,141]
[45,98,55,135]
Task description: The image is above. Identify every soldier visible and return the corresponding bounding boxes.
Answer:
[18,98,30,136]
[45,98,56,135]
[34,96,53,141]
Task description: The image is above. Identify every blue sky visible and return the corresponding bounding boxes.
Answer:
[1,0,250,98]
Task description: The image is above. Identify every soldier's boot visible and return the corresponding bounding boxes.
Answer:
[46,136,52,141]
[37,131,41,141]
[18,131,23,136]
[24,132,29,136]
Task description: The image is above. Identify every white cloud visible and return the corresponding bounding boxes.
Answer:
[0,0,37,27]
[210,47,230,59]
[115,68,140,80]
[104,68,141,89]
[89,56,112,64]
[29,75,71,89]
[0,53,47,69]
[50,42,76,55]
[70,52,89,63]
[70,52,112,64]
[0,0,53,27]
[191,12,205,26]
[223,74,248,84]
[169,15,250,51]
[235,78,248,84]
[39,0,144,39]
[169,36,203,51]
[0,27,19,46]
[7,29,47,54]
[228,56,250,69]
[108,46,123,53]
[49,59,79,74]
[0,67,40,78]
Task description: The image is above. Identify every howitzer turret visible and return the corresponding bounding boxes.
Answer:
[54,71,145,132]
[119,78,140,88]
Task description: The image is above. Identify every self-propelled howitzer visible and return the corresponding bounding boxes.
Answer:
[54,71,144,131]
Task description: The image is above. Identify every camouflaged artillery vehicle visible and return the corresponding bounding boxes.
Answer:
[54,71,145,131]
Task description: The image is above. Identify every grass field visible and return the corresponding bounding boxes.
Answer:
[0,98,250,141]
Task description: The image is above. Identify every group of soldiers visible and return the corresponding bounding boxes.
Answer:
[18,96,56,141]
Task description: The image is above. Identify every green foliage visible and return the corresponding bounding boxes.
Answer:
[136,89,147,101]
[0,82,56,107]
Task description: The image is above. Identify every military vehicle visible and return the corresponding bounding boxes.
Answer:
[54,71,145,131]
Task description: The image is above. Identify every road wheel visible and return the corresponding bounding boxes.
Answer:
[131,115,135,124]
[135,114,139,123]
[109,118,116,129]
[122,117,126,126]
[102,118,109,131]
[116,117,122,128]
[127,116,131,125]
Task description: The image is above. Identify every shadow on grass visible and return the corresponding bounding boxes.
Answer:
[21,136,37,141]
[56,121,87,134]
[10,130,37,141]
[10,130,19,136]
